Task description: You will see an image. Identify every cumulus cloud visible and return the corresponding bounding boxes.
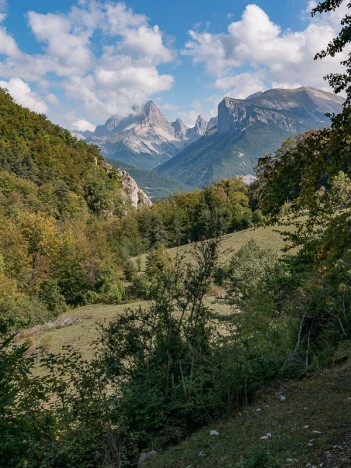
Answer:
[0,1,174,126]
[185,2,349,98]
[0,78,48,113]
[72,118,95,132]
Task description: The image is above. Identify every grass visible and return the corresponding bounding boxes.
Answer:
[22,296,231,365]
[145,359,351,467]
[135,224,290,271]
[21,301,148,361]
[21,224,284,361]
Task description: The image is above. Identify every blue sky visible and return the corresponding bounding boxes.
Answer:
[0,0,347,130]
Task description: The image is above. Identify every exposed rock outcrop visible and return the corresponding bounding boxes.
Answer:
[117,168,152,208]
[101,160,152,208]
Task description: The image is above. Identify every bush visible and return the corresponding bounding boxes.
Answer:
[99,239,220,456]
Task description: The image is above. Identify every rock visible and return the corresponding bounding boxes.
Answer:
[138,450,156,466]
[279,395,286,401]
[210,430,219,436]
[117,168,152,208]
[198,451,206,457]
[186,115,208,140]
[256,408,262,412]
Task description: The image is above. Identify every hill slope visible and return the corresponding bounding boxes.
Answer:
[147,360,351,467]
[0,87,150,333]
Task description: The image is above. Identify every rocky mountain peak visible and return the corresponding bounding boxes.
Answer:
[186,115,208,140]
[140,100,173,134]
[143,100,161,118]
[218,97,249,134]
[171,118,188,139]
[194,115,208,135]
[206,117,218,131]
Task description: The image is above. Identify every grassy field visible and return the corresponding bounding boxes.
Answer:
[18,224,288,361]
[135,224,290,271]
[146,360,351,467]
[19,302,148,361]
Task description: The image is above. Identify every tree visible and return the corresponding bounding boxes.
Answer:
[256,1,351,258]
[312,1,351,106]
[254,0,351,365]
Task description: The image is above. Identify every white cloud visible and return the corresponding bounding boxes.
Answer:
[0,1,174,126]
[72,118,95,132]
[0,78,48,113]
[215,72,266,99]
[185,2,349,97]
[0,26,22,57]
[0,0,7,22]
[28,12,93,71]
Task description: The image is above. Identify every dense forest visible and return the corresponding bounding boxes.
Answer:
[1,1,351,466]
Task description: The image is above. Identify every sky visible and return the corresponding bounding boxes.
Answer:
[0,0,348,130]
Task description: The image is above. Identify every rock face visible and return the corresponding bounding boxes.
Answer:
[186,115,208,139]
[117,168,152,207]
[101,160,152,208]
[157,86,344,187]
[217,87,344,136]
[83,101,208,171]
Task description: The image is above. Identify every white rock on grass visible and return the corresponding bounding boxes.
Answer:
[210,430,219,436]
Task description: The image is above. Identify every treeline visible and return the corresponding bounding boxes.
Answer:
[136,177,260,248]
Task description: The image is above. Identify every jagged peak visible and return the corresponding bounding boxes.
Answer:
[143,100,158,113]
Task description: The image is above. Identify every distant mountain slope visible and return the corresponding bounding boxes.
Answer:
[107,159,194,200]
[157,87,344,187]
[81,101,208,170]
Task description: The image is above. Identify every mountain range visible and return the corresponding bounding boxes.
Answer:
[76,86,344,188]
[78,101,208,170]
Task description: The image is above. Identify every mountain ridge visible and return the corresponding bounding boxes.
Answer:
[73,86,344,187]
[157,86,344,186]
[80,101,208,170]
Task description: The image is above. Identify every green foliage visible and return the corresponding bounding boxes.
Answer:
[254,1,351,365]
[99,239,221,453]
[0,336,121,467]
[312,0,351,106]
[0,89,135,332]
[144,177,254,247]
